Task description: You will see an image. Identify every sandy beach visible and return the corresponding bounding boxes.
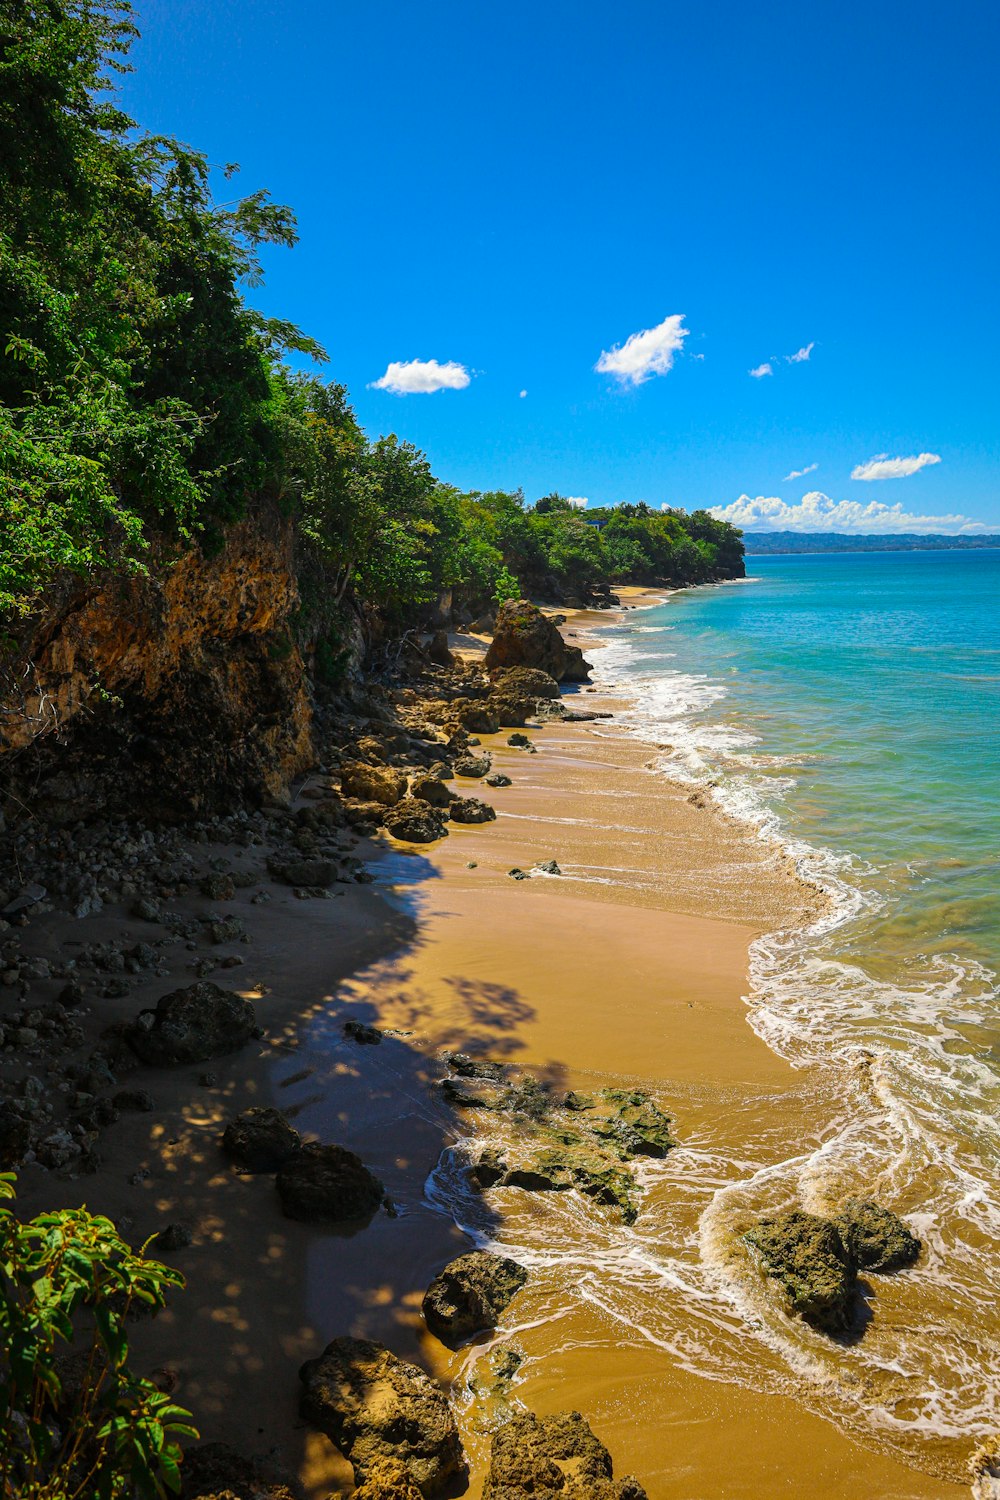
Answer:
[9,590,969,1500]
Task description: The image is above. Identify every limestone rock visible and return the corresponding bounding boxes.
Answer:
[472,1138,638,1223]
[484,600,592,683]
[456,701,500,735]
[383,800,448,844]
[422,1251,528,1347]
[298,1336,466,1495]
[482,1410,647,1500]
[126,982,261,1066]
[449,796,497,825]
[341,762,408,807]
[485,773,512,788]
[834,1198,921,1271]
[276,1143,384,1224]
[221,1106,301,1172]
[745,1210,854,1333]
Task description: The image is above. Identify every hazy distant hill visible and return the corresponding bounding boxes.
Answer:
[743,531,1000,555]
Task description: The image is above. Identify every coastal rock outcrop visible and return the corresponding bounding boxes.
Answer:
[298,1337,466,1495]
[276,1143,384,1224]
[834,1198,921,1271]
[484,600,591,684]
[125,982,261,1066]
[351,1459,424,1500]
[488,665,562,726]
[744,1210,854,1333]
[221,1107,301,1172]
[382,800,449,843]
[421,1250,528,1346]
[482,1410,647,1500]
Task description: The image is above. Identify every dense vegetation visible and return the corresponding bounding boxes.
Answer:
[0,0,743,631]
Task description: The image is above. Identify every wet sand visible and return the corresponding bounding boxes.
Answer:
[11,589,969,1498]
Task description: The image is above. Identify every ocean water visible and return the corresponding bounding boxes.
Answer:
[583,549,1000,1468]
[424,551,1000,1487]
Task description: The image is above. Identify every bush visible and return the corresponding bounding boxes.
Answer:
[0,1174,197,1499]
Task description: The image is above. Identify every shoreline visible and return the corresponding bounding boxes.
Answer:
[5,588,970,1499]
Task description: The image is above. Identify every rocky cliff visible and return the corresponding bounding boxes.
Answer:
[0,501,316,823]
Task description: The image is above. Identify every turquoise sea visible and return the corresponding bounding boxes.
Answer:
[588,549,1000,1463]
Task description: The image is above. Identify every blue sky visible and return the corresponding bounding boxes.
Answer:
[122,0,999,531]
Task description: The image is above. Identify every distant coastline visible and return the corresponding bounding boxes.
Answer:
[742,530,1000,555]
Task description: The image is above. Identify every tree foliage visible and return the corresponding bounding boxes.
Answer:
[0,0,743,630]
[0,1174,196,1500]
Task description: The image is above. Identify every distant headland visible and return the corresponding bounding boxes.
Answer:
[742,531,1000,555]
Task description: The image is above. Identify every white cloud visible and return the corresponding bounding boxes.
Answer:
[369,358,471,395]
[783,462,819,482]
[595,314,688,385]
[519,389,527,398]
[691,352,705,361]
[749,362,773,378]
[709,490,984,535]
[566,496,589,509]
[851,452,942,481]
[786,342,815,363]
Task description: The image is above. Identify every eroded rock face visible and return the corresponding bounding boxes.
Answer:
[276,1143,384,1224]
[482,1410,647,1500]
[341,762,408,807]
[744,1210,854,1333]
[484,601,592,684]
[422,1251,528,1347]
[449,796,497,825]
[298,1337,466,1496]
[382,800,448,844]
[834,1198,921,1271]
[221,1107,301,1172]
[488,665,562,727]
[126,982,261,1066]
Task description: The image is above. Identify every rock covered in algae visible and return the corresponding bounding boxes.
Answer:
[421,1249,528,1347]
[744,1210,854,1333]
[482,1410,647,1500]
[834,1197,922,1271]
[298,1336,466,1496]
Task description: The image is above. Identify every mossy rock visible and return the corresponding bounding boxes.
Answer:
[745,1210,854,1333]
[835,1198,921,1271]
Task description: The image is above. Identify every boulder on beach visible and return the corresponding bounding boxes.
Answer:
[484,600,592,683]
[341,762,408,807]
[382,800,449,844]
[744,1209,854,1333]
[298,1336,466,1495]
[488,665,562,726]
[408,773,452,808]
[453,752,491,778]
[485,772,512,788]
[588,1088,674,1158]
[834,1198,922,1271]
[482,1410,647,1500]
[421,1250,528,1347]
[276,1143,384,1224]
[449,796,497,825]
[221,1107,301,1172]
[125,982,261,1066]
[427,629,453,668]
